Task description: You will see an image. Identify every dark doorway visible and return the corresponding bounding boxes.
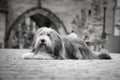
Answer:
[30,13,57,30]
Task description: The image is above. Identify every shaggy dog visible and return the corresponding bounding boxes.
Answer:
[22,27,111,60]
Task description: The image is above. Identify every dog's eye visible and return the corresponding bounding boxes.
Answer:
[40,33,43,35]
[47,34,51,36]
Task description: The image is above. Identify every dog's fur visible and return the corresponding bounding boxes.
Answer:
[22,27,111,60]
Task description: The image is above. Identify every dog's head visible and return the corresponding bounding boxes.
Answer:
[32,27,64,56]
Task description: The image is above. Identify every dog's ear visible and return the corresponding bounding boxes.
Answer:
[56,36,66,59]
[49,29,65,59]
[31,34,36,52]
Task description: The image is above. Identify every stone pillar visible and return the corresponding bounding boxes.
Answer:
[0,0,7,48]
[105,0,120,53]
[105,0,115,35]
[0,13,6,48]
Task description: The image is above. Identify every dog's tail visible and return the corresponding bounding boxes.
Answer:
[97,50,112,59]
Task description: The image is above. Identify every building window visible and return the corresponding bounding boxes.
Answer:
[88,10,91,16]
[0,0,7,11]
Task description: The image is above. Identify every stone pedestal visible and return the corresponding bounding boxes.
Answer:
[105,36,120,53]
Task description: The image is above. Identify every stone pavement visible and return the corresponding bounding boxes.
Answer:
[0,49,120,80]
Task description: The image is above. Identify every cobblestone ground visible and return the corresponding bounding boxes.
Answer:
[0,49,120,80]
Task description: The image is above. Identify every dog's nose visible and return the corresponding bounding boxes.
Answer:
[41,39,45,43]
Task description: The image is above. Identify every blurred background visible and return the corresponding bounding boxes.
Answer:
[0,0,120,53]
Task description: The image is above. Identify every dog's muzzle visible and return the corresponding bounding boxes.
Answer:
[38,39,47,49]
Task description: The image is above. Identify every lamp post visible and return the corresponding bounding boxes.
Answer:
[101,1,107,39]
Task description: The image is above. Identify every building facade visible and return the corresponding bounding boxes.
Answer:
[0,0,118,52]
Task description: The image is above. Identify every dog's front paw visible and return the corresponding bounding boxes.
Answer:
[22,52,35,59]
[34,54,44,59]
[34,54,54,60]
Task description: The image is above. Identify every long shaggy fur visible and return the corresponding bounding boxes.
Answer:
[22,27,111,60]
